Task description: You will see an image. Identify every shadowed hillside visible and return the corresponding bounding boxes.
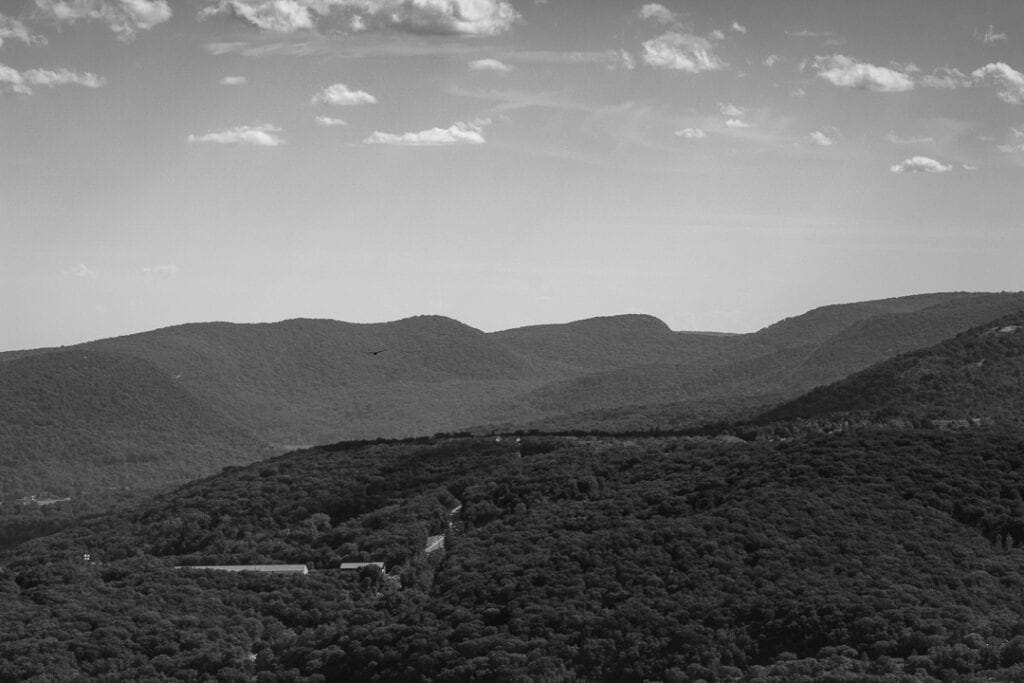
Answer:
[758,312,1024,428]
[4,291,1024,499]
[0,350,271,498]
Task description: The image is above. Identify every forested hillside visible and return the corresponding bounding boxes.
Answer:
[4,291,1024,500]
[759,312,1024,428]
[6,430,1024,680]
[0,350,271,498]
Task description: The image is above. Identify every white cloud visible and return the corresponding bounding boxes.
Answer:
[187,124,285,146]
[724,118,749,128]
[364,119,487,146]
[978,25,1007,43]
[199,0,519,36]
[36,0,172,40]
[963,164,978,170]
[636,3,677,25]
[889,156,952,174]
[469,58,512,72]
[920,67,970,90]
[675,127,706,139]
[718,102,743,117]
[1012,126,1024,138]
[971,62,1024,104]
[642,32,725,73]
[808,130,834,146]
[220,75,248,85]
[884,130,933,144]
[763,54,781,68]
[0,63,106,94]
[997,143,1024,153]
[311,82,377,105]
[730,21,746,34]
[142,264,178,278]
[315,115,347,126]
[0,13,45,47]
[812,54,914,92]
[790,87,806,97]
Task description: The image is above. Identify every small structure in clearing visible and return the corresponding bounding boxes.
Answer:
[339,561,386,574]
[176,564,309,575]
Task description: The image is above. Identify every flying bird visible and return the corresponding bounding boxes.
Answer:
[365,349,387,356]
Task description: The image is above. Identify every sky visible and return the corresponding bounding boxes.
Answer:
[2,0,1024,350]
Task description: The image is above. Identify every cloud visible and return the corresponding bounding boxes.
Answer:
[199,0,519,36]
[142,264,178,278]
[469,58,512,72]
[675,127,706,139]
[65,263,97,279]
[718,102,743,117]
[0,13,45,47]
[364,119,487,146]
[35,0,172,40]
[786,29,834,38]
[187,124,285,146]
[812,54,914,92]
[642,32,725,73]
[763,54,781,68]
[724,118,749,128]
[0,63,106,94]
[920,67,970,90]
[311,82,377,105]
[808,130,834,146]
[315,115,347,126]
[636,3,677,25]
[971,63,1024,104]
[884,130,933,144]
[997,143,1024,153]
[730,21,746,34]
[220,75,248,85]
[978,25,1007,43]
[889,156,952,174]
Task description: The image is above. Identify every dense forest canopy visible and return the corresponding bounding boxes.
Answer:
[6,429,1024,680]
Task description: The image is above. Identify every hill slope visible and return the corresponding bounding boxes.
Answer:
[758,312,1024,427]
[0,349,271,498]
[6,430,1024,680]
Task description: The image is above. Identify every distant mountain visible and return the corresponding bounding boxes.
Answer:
[757,311,1024,428]
[0,349,270,498]
[4,291,1024,498]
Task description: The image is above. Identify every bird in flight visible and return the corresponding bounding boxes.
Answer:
[365,349,386,356]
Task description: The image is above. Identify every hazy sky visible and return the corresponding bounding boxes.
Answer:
[3,0,1024,349]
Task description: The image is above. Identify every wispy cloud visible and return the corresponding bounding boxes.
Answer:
[675,127,706,139]
[730,21,746,34]
[642,32,725,73]
[971,63,1024,104]
[198,0,519,36]
[364,119,488,146]
[812,54,914,92]
[0,13,45,47]
[469,58,512,73]
[636,3,678,25]
[315,115,347,126]
[763,54,782,68]
[890,156,952,173]
[311,82,377,106]
[187,124,285,146]
[977,25,1007,43]
[786,29,834,38]
[0,64,105,94]
[884,130,933,144]
[724,118,750,128]
[220,75,247,85]
[718,103,743,117]
[65,263,97,279]
[808,130,834,146]
[920,67,971,90]
[142,264,178,278]
[36,0,171,40]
